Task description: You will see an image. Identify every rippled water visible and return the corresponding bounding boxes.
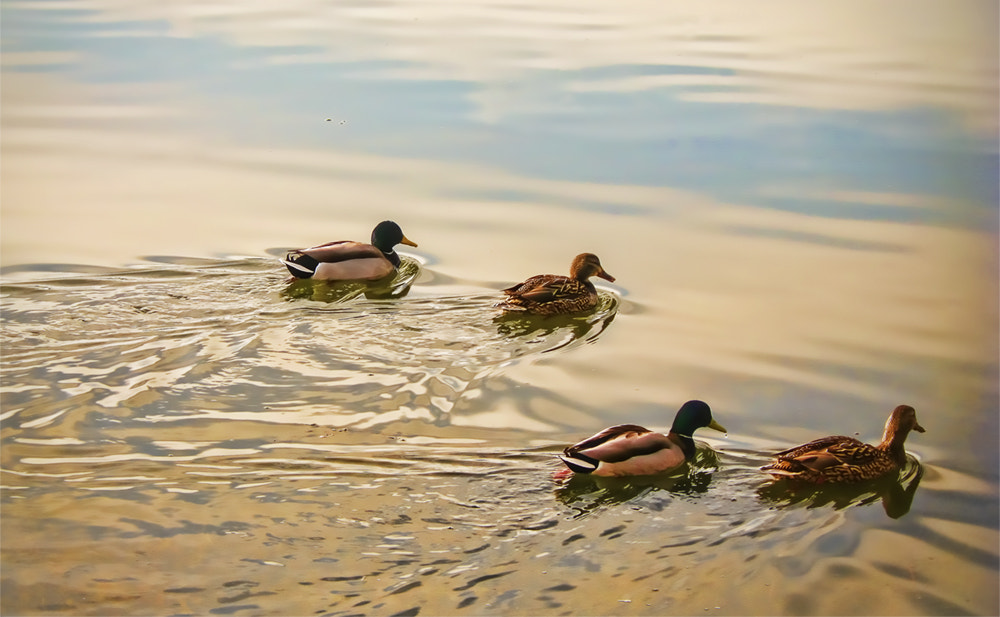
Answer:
[2,0,998,615]
[2,254,995,616]
[1,256,620,436]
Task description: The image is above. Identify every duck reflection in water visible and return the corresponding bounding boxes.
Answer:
[757,459,924,519]
[555,447,721,517]
[492,289,619,353]
[281,257,421,302]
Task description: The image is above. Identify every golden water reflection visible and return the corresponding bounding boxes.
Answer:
[3,106,995,454]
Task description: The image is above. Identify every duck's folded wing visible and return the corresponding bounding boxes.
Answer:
[774,435,852,459]
[823,440,881,465]
[502,274,557,296]
[785,439,879,471]
[514,277,587,303]
[299,241,383,263]
[788,451,843,471]
[565,424,670,463]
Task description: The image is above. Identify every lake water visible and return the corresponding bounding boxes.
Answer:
[2,1,998,615]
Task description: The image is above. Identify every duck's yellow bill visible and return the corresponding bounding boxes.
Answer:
[401,235,418,248]
[708,419,727,433]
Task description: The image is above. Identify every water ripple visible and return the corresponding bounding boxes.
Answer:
[2,257,619,438]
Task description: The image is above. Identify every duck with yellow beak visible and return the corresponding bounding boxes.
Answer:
[282,220,417,281]
[559,400,726,477]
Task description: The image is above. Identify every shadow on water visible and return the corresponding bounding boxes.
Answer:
[756,456,924,519]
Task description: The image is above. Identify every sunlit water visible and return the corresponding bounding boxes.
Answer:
[2,0,998,615]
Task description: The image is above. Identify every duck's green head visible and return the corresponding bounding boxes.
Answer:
[371,221,418,253]
[671,400,726,437]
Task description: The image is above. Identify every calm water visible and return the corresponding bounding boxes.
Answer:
[2,1,998,615]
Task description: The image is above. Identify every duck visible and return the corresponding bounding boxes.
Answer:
[497,253,615,315]
[281,221,417,281]
[760,404,925,484]
[559,400,726,477]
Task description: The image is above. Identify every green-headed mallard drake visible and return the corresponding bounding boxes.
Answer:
[559,400,726,477]
[281,220,417,281]
[498,253,615,315]
[760,404,925,484]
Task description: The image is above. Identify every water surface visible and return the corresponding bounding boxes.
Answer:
[2,1,998,615]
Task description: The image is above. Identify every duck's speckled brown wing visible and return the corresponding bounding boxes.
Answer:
[814,439,882,466]
[783,437,880,468]
[772,435,856,460]
[501,274,563,298]
[763,435,892,483]
[499,275,598,314]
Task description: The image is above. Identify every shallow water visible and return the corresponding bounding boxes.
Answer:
[2,1,999,615]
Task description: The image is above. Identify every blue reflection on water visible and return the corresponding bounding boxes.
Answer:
[2,3,996,229]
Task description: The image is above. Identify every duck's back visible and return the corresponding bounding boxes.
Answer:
[286,241,394,280]
[298,241,382,262]
[562,424,685,477]
[764,435,894,483]
[501,273,564,296]
[499,275,597,314]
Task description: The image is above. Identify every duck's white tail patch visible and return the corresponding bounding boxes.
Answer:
[559,454,597,474]
[280,258,314,275]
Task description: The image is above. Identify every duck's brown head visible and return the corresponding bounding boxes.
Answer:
[570,253,615,283]
[881,404,925,449]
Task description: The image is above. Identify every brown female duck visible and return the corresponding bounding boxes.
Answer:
[281,220,417,281]
[761,404,925,484]
[497,253,615,315]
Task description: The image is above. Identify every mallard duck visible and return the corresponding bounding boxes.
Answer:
[281,221,417,281]
[559,400,726,477]
[760,404,925,484]
[498,253,615,315]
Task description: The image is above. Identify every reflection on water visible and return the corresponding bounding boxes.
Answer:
[280,256,423,302]
[758,456,925,519]
[0,434,960,616]
[556,445,925,521]
[555,446,720,517]
[0,257,994,615]
[492,292,620,353]
[1,257,619,434]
